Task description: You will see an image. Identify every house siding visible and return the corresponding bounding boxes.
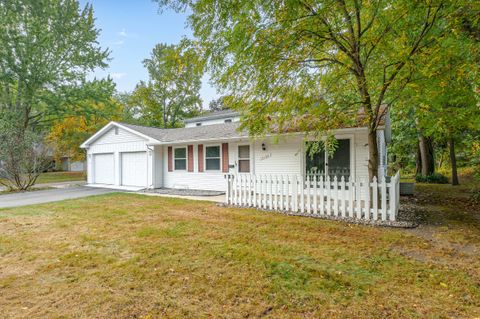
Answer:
[162,142,228,191]
[160,129,371,191]
[184,117,240,128]
[253,136,303,176]
[86,126,152,187]
[84,123,377,191]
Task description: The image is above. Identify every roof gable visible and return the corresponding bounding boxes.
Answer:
[80,122,161,148]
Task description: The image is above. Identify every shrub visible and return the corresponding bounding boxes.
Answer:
[471,188,480,204]
[415,173,449,184]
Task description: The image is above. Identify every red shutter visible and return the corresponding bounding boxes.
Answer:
[187,145,194,172]
[167,146,173,172]
[198,144,204,172]
[222,143,229,173]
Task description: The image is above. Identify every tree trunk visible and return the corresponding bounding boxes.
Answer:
[418,134,435,176]
[416,144,422,176]
[368,128,379,182]
[449,138,459,186]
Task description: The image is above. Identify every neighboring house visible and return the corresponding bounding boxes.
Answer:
[80,110,391,192]
[60,157,86,172]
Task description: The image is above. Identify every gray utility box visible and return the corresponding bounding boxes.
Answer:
[400,182,415,196]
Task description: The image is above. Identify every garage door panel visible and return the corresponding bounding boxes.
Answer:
[121,152,147,187]
[93,153,114,185]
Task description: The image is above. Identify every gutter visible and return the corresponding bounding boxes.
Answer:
[146,126,373,146]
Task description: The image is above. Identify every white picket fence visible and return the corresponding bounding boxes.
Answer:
[225,172,400,222]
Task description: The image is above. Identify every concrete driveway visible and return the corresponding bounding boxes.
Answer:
[0,186,116,209]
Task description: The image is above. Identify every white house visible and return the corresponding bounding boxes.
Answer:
[81,110,400,222]
[80,109,390,191]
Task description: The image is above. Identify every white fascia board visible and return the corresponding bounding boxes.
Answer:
[146,126,370,146]
[80,121,160,148]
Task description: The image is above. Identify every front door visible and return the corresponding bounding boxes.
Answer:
[306,139,351,180]
[237,144,251,174]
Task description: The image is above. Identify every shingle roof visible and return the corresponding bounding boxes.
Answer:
[120,122,248,144]
[183,109,239,123]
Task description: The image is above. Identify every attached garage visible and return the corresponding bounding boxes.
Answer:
[81,122,162,190]
[121,151,147,187]
[93,153,115,185]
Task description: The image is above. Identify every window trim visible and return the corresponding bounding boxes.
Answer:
[204,144,222,172]
[237,144,251,173]
[173,146,187,171]
[303,134,355,179]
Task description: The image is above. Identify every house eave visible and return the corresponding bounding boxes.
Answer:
[146,126,370,146]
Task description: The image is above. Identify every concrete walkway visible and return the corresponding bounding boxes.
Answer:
[138,192,225,203]
[0,186,115,209]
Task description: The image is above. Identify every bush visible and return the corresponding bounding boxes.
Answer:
[471,189,480,204]
[415,173,449,184]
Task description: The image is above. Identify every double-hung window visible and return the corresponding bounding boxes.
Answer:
[174,147,187,170]
[205,146,221,171]
[238,145,250,173]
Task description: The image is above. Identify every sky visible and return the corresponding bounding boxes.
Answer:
[79,0,219,108]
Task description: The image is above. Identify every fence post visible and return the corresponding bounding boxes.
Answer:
[333,176,338,217]
[300,175,305,214]
[389,172,398,221]
[356,179,362,219]
[292,175,298,212]
[381,176,387,221]
[317,175,323,215]
[268,174,273,210]
[225,175,230,205]
[326,175,331,216]
[263,174,268,209]
[349,179,355,218]
[340,176,345,218]
[313,174,318,215]
[372,176,378,220]
[306,175,311,214]
[365,177,370,220]
[273,175,278,210]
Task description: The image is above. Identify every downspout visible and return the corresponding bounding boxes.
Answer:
[147,145,154,190]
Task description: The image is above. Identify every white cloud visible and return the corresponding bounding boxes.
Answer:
[110,72,127,80]
[112,40,124,46]
[118,28,128,37]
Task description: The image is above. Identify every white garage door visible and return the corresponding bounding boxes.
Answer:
[121,152,147,187]
[93,153,115,185]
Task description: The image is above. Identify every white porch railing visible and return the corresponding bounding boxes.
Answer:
[225,172,400,222]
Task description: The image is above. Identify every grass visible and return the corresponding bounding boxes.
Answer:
[35,171,86,184]
[0,181,479,318]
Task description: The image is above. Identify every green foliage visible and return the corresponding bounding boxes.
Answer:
[0,0,112,189]
[0,0,113,127]
[156,0,457,179]
[471,189,480,204]
[388,1,480,178]
[208,95,233,112]
[128,39,204,128]
[415,173,449,184]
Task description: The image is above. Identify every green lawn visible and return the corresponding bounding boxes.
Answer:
[35,171,86,184]
[0,183,478,318]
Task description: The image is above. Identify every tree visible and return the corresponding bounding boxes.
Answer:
[208,96,232,112]
[156,0,451,180]
[393,7,480,185]
[47,100,124,164]
[0,110,52,191]
[130,39,204,128]
[0,0,112,190]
